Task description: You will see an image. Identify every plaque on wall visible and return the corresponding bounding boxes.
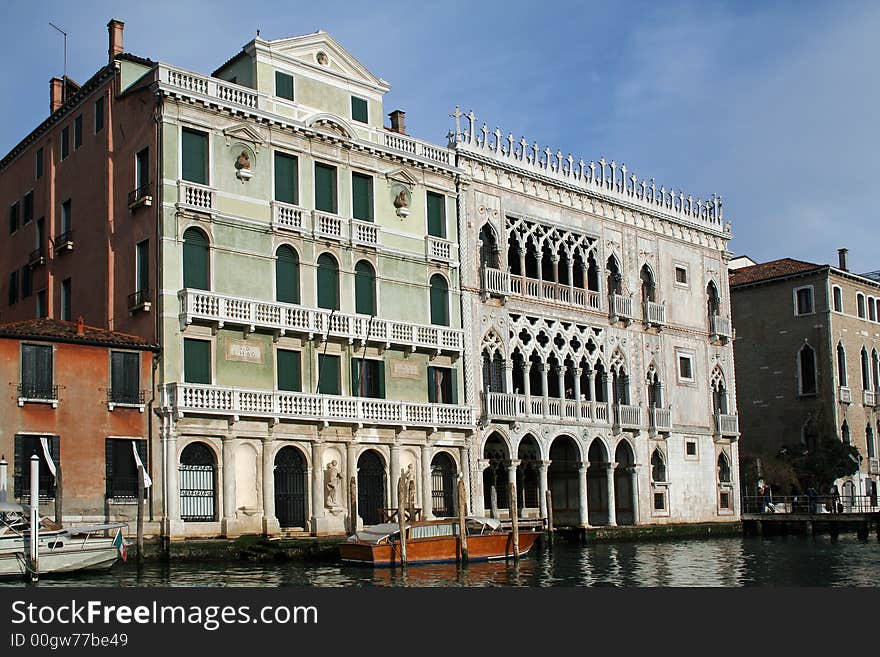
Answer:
[225,340,264,364]
[390,358,421,379]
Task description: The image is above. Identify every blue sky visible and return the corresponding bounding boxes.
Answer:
[2,1,878,272]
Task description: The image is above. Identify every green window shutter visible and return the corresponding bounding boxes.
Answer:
[377,362,385,399]
[274,152,299,204]
[275,71,294,101]
[277,349,302,392]
[314,163,337,213]
[351,96,368,123]
[450,372,458,405]
[184,339,211,384]
[318,355,340,395]
[354,261,376,315]
[181,128,208,185]
[352,173,373,221]
[275,246,300,304]
[182,229,209,290]
[351,359,361,397]
[111,352,125,398]
[105,438,114,498]
[427,366,436,403]
[427,191,446,238]
[430,275,449,326]
[136,240,149,292]
[34,345,52,393]
[316,254,339,310]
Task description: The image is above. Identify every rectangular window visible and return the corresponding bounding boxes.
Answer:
[719,491,731,510]
[832,286,843,312]
[314,163,337,213]
[351,358,385,399]
[14,434,59,500]
[23,191,33,225]
[136,239,149,294]
[685,440,697,457]
[9,201,19,233]
[273,152,299,205]
[8,270,19,306]
[351,96,368,123]
[36,148,43,179]
[677,352,694,382]
[427,366,457,404]
[21,343,53,399]
[74,114,83,149]
[60,278,71,320]
[674,265,688,286]
[36,290,47,318]
[61,199,72,235]
[317,354,341,395]
[105,438,147,500]
[653,491,666,511]
[277,349,302,392]
[426,191,446,238]
[351,172,373,221]
[275,71,294,101]
[21,266,32,298]
[181,127,208,185]
[794,286,814,315]
[94,97,104,133]
[110,351,141,404]
[61,126,69,160]
[183,338,211,384]
[135,147,150,194]
[857,294,866,318]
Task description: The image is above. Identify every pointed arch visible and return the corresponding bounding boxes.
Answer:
[836,342,848,387]
[650,449,667,483]
[717,452,731,483]
[640,263,656,303]
[797,343,817,396]
[860,347,871,390]
[479,223,500,270]
[606,254,622,295]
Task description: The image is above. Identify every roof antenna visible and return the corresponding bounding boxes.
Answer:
[49,22,68,101]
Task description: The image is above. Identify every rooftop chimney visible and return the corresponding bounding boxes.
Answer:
[838,248,849,272]
[388,110,406,135]
[49,77,64,113]
[107,19,124,62]
[76,316,85,336]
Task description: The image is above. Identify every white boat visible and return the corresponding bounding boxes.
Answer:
[0,501,128,579]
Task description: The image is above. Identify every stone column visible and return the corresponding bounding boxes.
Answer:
[310,441,325,531]
[556,366,565,400]
[389,442,401,508]
[261,438,279,535]
[578,461,590,527]
[538,460,550,520]
[573,367,583,418]
[587,370,596,402]
[347,442,359,530]
[567,261,575,300]
[421,444,433,519]
[504,360,514,395]
[518,249,526,284]
[540,364,549,416]
[629,465,640,525]
[523,363,532,415]
[221,436,237,536]
[163,422,182,536]
[606,462,617,526]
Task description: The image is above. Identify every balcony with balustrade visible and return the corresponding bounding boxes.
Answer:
[613,403,643,433]
[648,406,672,436]
[643,301,666,328]
[177,181,216,215]
[481,267,602,310]
[710,315,733,342]
[426,236,456,264]
[863,390,876,407]
[484,391,611,427]
[481,268,511,300]
[714,412,739,439]
[179,289,464,357]
[610,294,634,324]
[869,457,879,475]
[839,386,852,404]
[160,383,474,430]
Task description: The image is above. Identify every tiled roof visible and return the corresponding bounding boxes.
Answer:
[729,258,823,287]
[0,318,158,350]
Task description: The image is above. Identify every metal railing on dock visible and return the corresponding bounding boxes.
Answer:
[742,494,878,515]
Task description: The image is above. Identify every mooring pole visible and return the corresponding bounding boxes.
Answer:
[348,476,358,535]
[397,473,407,567]
[508,480,519,562]
[54,465,63,527]
[546,489,555,548]
[457,477,469,564]
[490,484,498,519]
[136,465,145,565]
[0,454,7,503]
[29,455,40,581]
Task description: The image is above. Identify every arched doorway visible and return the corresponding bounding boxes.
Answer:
[179,441,216,522]
[549,435,581,526]
[614,441,635,525]
[274,446,307,529]
[587,439,609,526]
[182,227,210,290]
[430,452,457,517]
[482,433,509,514]
[275,245,300,304]
[357,450,386,525]
[517,435,541,513]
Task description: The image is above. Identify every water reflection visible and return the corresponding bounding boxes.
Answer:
[3,535,878,588]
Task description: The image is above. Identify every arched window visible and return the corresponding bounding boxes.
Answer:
[354,260,376,315]
[650,450,667,482]
[866,425,875,459]
[316,253,339,310]
[841,421,850,444]
[798,344,817,395]
[711,367,728,415]
[873,350,880,393]
[275,245,300,304]
[832,286,843,312]
[429,274,449,326]
[869,297,876,322]
[718,453,731,483]
[640,265,656,303]
[646,366,663,407]
[857,293,866,318]
[837,343,848,387]
[179,441,216,522]
[861,347,871,390]
[706,281,721,319]
[182,227,210,290]
[479,224,499,270]
[606,256,622,295]
[482,349,505,393]
[587,252,600,292]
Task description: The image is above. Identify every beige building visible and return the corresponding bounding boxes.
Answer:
[730,250,880,503]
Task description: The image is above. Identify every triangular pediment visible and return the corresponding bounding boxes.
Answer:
[222,123,267,150]
[384,167,419,188]
[264,31,390,93]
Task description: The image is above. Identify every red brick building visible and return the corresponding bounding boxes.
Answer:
[0,318,160,533]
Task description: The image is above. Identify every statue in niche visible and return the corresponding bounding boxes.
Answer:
[236,150,251,170]
[235,148,253,181]
[324,460,343,508]
[392,186,411,217]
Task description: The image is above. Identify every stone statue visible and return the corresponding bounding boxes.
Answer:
[324,460,343,508]
[393,189,409,210]
[236,151,251,170]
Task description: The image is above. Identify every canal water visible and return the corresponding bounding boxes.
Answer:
[4,535,879,587]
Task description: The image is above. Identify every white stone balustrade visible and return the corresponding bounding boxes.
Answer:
[482,268,511,297]
[869,457,879,475]
[384,132,452,165]
[649,407,672,434]
[177,181,216,212]
[451,107,729,236]
[715,413,739,436]
[711,315,733,339]
[161,383,474,429]
[179,289,463,355]
[271,201,306,232]
[839,386,852,403]
[426,236,455,263]
[485,391,612,426]
[863,390,876,407]
[486,268,601,310]
[311,211,380,248]
[612,294,634,321]
[162,65,263,110]
[643,301,666,327]
[614,403,643,430]
[351,218,380,248]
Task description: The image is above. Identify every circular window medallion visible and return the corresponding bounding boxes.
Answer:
[316,51,329,66]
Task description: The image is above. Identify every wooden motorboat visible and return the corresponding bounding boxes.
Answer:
[0,501,128,578]
[339,516,543,566]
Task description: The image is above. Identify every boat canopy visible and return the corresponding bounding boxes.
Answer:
[350,522,407,544]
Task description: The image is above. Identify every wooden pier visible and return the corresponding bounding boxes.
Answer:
[742,512,880,540]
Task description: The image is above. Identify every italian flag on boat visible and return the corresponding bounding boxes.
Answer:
[113,529,127,562]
